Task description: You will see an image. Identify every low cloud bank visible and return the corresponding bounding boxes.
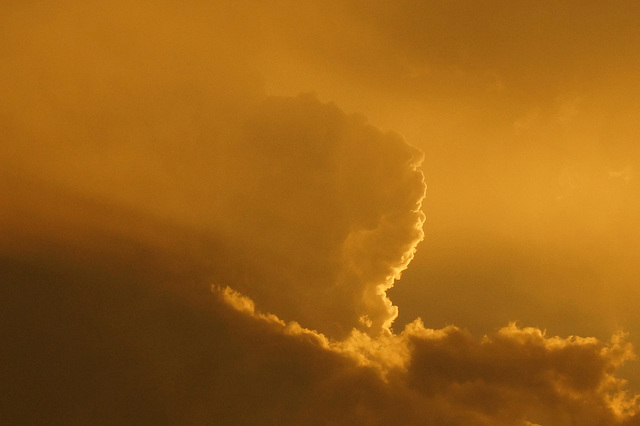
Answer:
[215,285,640,425]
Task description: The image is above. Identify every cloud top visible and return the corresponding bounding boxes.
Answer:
[216,94,426,338]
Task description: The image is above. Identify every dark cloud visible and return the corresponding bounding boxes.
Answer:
[6,193,636,426]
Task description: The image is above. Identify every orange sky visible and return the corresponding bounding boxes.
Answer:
[2,1,640,424]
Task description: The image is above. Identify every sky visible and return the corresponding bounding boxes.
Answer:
[2,1,640,424]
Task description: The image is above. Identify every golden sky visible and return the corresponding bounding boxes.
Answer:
[2,1,640,424]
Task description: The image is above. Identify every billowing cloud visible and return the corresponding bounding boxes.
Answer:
[213,94,425,339]
[215,285,640,425]
[1,0,426,340]
[2,0,640,425]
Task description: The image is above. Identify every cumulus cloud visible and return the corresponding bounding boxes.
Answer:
[214,285,640,425]
[2,0,640,425]
[1,0,426,340]
[213,94,425,339]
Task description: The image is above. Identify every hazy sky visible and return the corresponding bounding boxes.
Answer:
[2,1,640,424]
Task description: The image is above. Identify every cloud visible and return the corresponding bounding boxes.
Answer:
[268,1,640,100]
[4,95,639,426]
[4,210,638,426]
[406,322,640,424]
[2,1,640,424]
[2,0,426,340]
[214,284,640,425]
[214,94,425,339]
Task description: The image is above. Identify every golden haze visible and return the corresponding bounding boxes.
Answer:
[2,1,640,424]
